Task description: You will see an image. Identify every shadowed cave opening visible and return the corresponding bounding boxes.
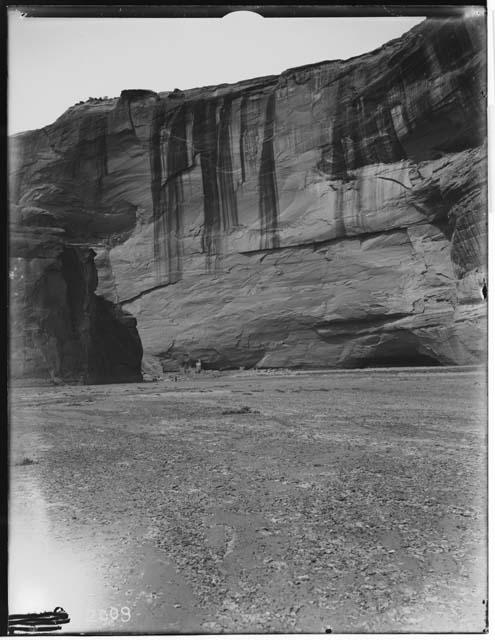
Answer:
[359,351,442,368]
[350,331,444,368]
[54,247,143,384]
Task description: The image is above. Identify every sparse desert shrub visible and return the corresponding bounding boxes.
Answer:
[18,457,36,466]
[221,406,259,415]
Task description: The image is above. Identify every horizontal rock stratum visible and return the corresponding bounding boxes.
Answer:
[9,17,487,382]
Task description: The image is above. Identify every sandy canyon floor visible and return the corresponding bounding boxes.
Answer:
[9,367,487,633]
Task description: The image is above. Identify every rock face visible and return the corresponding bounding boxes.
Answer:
[9,17,487,381]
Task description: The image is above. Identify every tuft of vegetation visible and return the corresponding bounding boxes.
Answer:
[170,88,185,99]
[83,96,110,104]
[17,457,36,466]
[221,406,259,415]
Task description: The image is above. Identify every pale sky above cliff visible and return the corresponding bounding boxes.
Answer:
[8,10,424,134]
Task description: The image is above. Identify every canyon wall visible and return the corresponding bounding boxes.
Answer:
[9,16,487,381]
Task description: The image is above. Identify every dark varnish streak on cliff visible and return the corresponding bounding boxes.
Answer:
[193,99,221,260]
[151,95,241,278]
[149,18,484,278]
[316,20,484,180]
[318,80,405,181]
[217,96,239,230]
[153,87,284,270]
[259,92,280,250]
[239,95,248,184]
[71,114,108,207]
[150,100,187,283]
[193,97,239,265]
[150,99,166,277]
[162,105,189,282]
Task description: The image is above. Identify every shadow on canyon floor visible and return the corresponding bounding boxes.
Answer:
[9,367,487,633]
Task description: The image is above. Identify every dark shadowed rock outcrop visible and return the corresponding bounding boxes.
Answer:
[9,17,487,381]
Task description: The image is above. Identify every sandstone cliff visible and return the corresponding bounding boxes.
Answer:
[9,17,487,381]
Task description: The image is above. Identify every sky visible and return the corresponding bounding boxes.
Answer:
[8,11,425,134]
